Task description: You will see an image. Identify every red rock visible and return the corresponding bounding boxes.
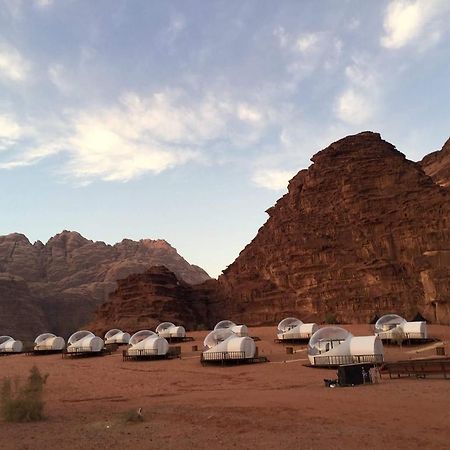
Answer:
[88,266,216,335]
[215,132,450,325]
[420,137,450,187]
[0,231,210,339]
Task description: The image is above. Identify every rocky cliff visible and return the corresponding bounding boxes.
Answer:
[0,231,210,340]
[90,132,450,331]
[215,132,450,325]
[88,266,217,335]
[420,137,450,187]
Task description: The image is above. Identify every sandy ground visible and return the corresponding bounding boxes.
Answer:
[0,324,449,450]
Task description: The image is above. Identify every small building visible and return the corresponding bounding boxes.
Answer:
[214,320,248,337]
[67,330,104,354]
[277,317,319,341]
[156,322,186,339]
[127,330,169,357]
[0,335,23,353]
[104,329,131,345]
[308,326,384,367]
[34,333,65,352]
[202,328,256,363]
[374,314,428,340]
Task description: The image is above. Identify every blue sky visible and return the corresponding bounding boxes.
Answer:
[1,0,449,277]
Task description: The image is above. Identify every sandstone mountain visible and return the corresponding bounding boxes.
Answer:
[216,132,450,325]
[420,137,450,187]
[90,131,450,332]
[89,266,216,335]
[0,231,209,340]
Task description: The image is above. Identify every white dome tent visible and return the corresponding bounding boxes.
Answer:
[307,326,384,366]
[125,330,169,359]
[0,335,23,354]
[66,330,104,355]
[201,328,262,364]
[214,320,248,337]
[374,314,428,341]
[104,329,131,345]
[156,322,187,340]
[34,333,65,352]
[276,317,319,341]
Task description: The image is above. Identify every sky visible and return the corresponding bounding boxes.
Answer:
[1,0,450,278]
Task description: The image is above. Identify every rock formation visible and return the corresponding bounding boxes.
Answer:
[420,137,450,187]
[89,266,217,335]
[90,132,450,331]
[0,231,210,340]
[215,132,450,325]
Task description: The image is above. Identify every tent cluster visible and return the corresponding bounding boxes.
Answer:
[127,330,169,356]
[277,317,318,341]
[307,326,384,366]
[374,314,427,340]
[0,313,430,366]
[0,335,23,353]
[202,320,256,362]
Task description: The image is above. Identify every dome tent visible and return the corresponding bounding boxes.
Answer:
[127,330,169,356]
[67,330,104,353]
[374,314,427,340]
[156,322,186,339]
[214,320,248,337]
[0,335,23,353]
[277,317,319,341]
[307,326,384,366]
[104,329,131,345]
[201,328,256,363]
[34,333,65,351]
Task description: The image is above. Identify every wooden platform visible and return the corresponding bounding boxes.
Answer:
[122,346,181,361]
[26,349,63,356]
[62,348,112,358]
[381,357,450,379]
[200,350,268,366]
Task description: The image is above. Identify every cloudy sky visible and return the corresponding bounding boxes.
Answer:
[1,0,449,277]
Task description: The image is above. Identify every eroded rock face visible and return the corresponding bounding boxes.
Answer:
[0,231,210,340]
[420,138,450,187]
[216,132,450,325]
[88,266,217,335]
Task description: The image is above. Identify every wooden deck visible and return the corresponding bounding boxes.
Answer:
[381,357,450,379]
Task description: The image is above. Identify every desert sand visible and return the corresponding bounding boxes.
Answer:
[0,324,449,450]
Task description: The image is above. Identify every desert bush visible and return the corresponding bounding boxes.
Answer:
[1,366,48,422]
[324,312,338,324]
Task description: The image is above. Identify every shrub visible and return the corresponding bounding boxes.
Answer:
[1,366,48,422]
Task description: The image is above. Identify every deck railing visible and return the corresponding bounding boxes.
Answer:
[313,353,384,366]
[201,351,246,362]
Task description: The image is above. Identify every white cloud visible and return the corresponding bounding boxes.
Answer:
[273,27,288,48]
[0,115,21,140]
[0,41,29,82]
[34,0,53,8]
[334,56,379,125]
[252,169,295,191]
[295,33,319,53]
[335,88,374,125]
[237,103,263,123]
[381,0,450,49]
[0,90,276,182]
[48,63,72,94]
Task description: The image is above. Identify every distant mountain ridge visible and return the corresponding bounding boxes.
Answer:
[0,230,210,340]
[91,131,450,332]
